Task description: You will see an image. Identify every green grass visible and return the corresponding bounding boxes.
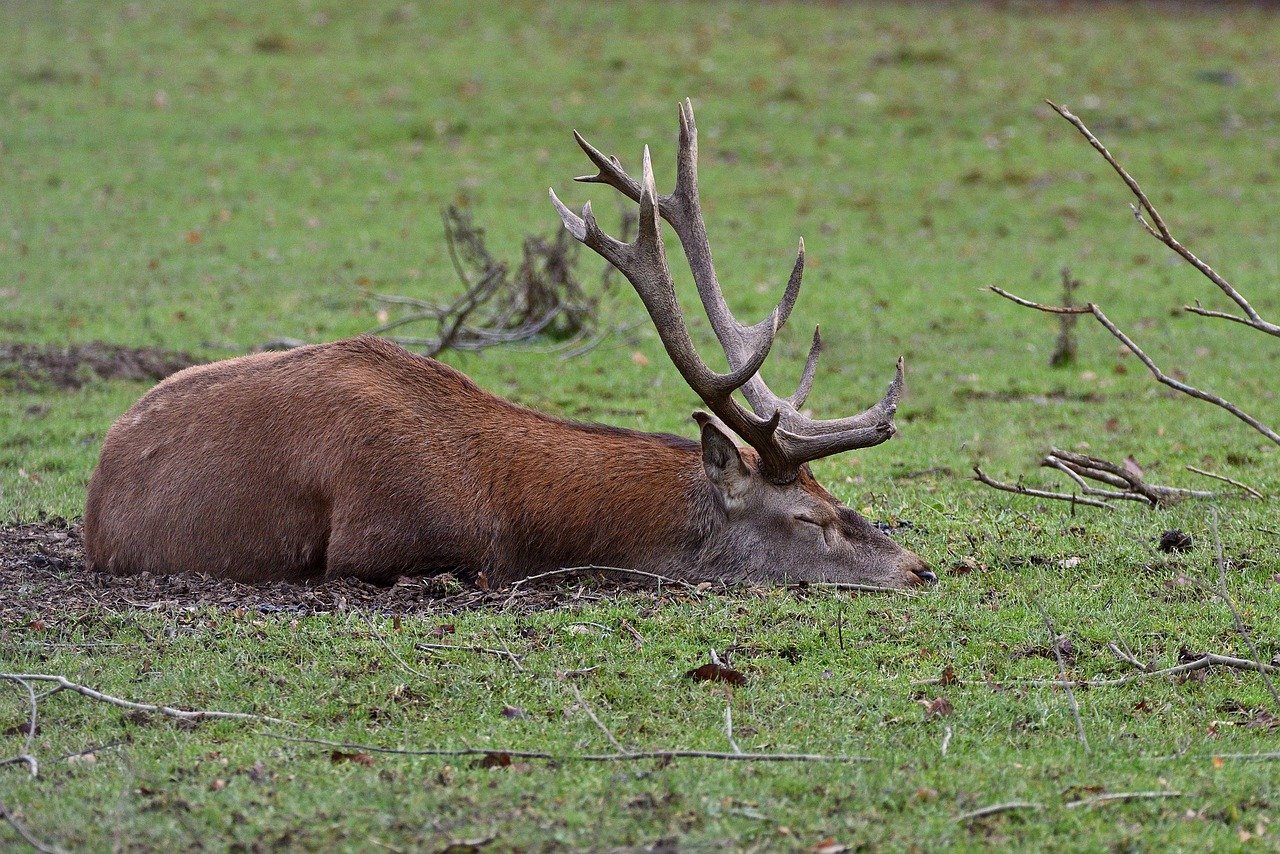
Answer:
[3,0,1280,849]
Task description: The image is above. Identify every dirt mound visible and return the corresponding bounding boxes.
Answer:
[0,342,201,391]
[1,520,662,620]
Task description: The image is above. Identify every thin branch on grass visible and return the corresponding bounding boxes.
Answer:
[364,614,434,682]
[990,287,1280,447]
[1,675,38,778]
[1040,613,1090,753]
[1186,466,1264,500]
[264,732,871,764]
[562,678,627,755]
[973,466,1113,510]
[793,581,922,595]
[414,642,523,665]
[1046,100,1279,338]
[503,566,700,610]
[1045,448,1225,507]
[0,802,65,854]
[1210,509,1280,712]
[1065,791,1182,809]
[912,652,1280,688]
[1107,642,1152,673]
[1146,751,1280,763]
[0,673,290,726]
[954,801,1043,823]
[725,699,742,755]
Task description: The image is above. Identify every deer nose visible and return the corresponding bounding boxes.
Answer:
[901,554,935,587]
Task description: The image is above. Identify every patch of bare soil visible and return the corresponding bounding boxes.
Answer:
[0,520,664,620]
[0,342,201,391]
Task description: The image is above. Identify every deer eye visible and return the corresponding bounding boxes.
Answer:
[794,514,834,548]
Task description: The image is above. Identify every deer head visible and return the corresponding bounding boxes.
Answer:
[551,100,933,588]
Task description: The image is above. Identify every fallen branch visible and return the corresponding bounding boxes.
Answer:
[990,287,1280,447]
[562,678,626,755]
[0,802,64,854]
[973,466,1113,510]
[371,205,614,356]
[1186,466,1264,500]
[1210,509,1280,712]
[1,675,38,778]
[1041,613,1089,753]
[913,652,1280,688]
[0,673,290,726]
[1147,751,1280,763]
[503,566,701,610]
[264,733,871,764]
[413,642,524,665]
[1044,447,1225,507]
[954,801,1043,823]
[1047,100,1279,339]
[1065,790,1182,809]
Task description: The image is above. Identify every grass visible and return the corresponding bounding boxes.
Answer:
[3,0,1280,849]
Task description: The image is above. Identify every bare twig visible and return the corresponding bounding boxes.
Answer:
[990,287,1280,447]
[264,733,871,763]
[1210,509,1280,712]
[725,698,742,755]
[1187,466,1264,499]
[0,674,289,725]
[954,801,1043,823]
[0,802,65,854]
[1107,642,1151,673]
[1,675,38,778]
[1041,614,1090,753]
[364,614,434,682]
[1045,448,1220,507]
[973,466,1113,510]
[1047,100,1279,338]
[414,642,523,665]
[503,566,700,609]
[794,581,922,595]
[912,652,1280,688]
[1065,791,1182,809]
[562,678,627,755]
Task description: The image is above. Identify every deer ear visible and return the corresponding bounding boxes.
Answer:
[694,412,752,506]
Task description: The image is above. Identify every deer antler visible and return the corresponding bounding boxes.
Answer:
[550,99,904,484]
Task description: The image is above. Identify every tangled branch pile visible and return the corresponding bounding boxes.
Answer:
[371,206,626,357]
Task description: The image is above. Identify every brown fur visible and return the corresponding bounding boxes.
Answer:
[85,336,931,588]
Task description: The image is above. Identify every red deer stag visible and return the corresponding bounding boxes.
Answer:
[84,100,933,589]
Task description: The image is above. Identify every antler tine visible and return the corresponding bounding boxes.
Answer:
[787,326,823,409]
[572,130,643,200]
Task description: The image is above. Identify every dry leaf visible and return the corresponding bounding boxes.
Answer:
[476,751,512,769]
[330,751,374,767]
[631,351,650,367]
[686,661,747,686]
[1123,455,1144,479]
[920,696,954,719]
